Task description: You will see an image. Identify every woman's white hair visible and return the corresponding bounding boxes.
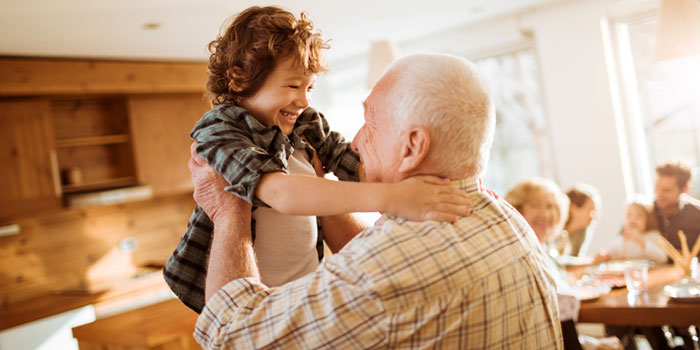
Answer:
[382,53,495,177]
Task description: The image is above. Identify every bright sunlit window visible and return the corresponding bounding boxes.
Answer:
[612,14,700,197]
[316,48,554,197]
[476,48,554,195]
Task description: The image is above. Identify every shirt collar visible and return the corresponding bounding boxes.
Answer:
[376,175,485,225]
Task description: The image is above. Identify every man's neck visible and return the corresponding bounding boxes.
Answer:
[657,201,680,217]
[565,221,588,233]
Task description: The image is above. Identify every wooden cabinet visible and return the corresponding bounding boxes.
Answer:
[0,58,210,219]
[0,99,61,219]
[52,98,138,194]
[128,94,209,196]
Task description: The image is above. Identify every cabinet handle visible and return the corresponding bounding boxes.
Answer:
[49,150,62,197]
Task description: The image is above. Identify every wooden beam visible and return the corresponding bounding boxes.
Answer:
[0,58,209,96]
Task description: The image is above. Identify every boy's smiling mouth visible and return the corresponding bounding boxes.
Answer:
[280,110,299,121]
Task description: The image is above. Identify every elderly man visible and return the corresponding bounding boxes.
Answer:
[192,53,562,349]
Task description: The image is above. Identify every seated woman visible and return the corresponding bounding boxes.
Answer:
[594,197,667,264]
[565,183,602,257]
[506,177,622,350]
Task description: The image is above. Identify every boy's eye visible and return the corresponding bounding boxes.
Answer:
[288,85,299,89]
[307,86,314,92]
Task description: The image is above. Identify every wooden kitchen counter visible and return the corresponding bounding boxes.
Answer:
[72,298,199,350]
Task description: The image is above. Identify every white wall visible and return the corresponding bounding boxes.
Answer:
[320,0,657,254]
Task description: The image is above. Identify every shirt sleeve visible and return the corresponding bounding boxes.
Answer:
[192,106,290,207]
[295,108,361,182]
[194,257,388,349]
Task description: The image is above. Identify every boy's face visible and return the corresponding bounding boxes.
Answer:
[240,56,317,136]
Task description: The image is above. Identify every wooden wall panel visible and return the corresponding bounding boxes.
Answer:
[127,94,210,196]
[0,99,61,219]
[52,99,130,139]
[0,58,208,96]
[0,194,194,306]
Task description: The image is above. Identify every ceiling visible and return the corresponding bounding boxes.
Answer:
[0,0,563,64]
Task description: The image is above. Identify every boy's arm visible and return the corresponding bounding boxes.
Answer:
[256,172,471,222]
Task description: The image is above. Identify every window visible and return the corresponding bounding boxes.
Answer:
[315,47,553,197]
[475,48,554,195]
[612,14,700,197]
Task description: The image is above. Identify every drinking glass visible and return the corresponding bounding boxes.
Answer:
[624,264,648,295]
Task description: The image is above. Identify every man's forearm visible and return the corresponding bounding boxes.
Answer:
[206,216,260,302]
[320,213,367,253]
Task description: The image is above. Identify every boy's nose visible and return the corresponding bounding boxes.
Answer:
[295,91,310,108]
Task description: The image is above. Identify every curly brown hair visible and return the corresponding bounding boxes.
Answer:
[206,6,330,106]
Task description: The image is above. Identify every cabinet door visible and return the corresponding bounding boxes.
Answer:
[0,99,61,219]
[127,94,210,196]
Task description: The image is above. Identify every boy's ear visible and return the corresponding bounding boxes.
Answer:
[397,126,430,175]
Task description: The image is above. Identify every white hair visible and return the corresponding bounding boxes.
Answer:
[382,53,495,177]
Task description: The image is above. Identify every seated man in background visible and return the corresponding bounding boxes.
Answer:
[653,161,700,255]
[190,53,563,349]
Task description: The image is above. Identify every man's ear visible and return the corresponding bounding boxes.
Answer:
[398,126,430,175]
[682,184,690,194]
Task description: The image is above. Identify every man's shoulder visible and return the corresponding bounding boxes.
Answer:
[680,194,700,212]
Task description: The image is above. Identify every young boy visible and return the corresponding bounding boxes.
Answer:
[164,6,470,313]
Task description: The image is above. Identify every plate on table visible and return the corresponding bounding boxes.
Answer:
[556,255,594,267]
[580,274,627,289]
[663,280,700,303]
[571,284,612,301]
[593,259,654,276]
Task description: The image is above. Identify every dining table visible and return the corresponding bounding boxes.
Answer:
[577,265,700,327]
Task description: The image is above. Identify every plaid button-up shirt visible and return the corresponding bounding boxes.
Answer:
[163,104,360,313]
[195,177,563,349]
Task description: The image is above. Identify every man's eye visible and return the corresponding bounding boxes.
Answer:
[288,85,299,89]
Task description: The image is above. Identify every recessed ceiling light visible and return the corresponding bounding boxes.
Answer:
[142,22,161,30]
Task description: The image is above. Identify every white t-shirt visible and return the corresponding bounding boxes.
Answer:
[604,230,667,263]
[253,149,320,287]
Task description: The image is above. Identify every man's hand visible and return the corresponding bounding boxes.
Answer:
[189,142,249,225]
[189,142,259,300]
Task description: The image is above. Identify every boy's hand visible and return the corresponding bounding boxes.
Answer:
[384,176,472,222]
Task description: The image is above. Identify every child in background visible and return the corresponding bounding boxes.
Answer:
[164,6,470,313]
[594,198,667,264]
